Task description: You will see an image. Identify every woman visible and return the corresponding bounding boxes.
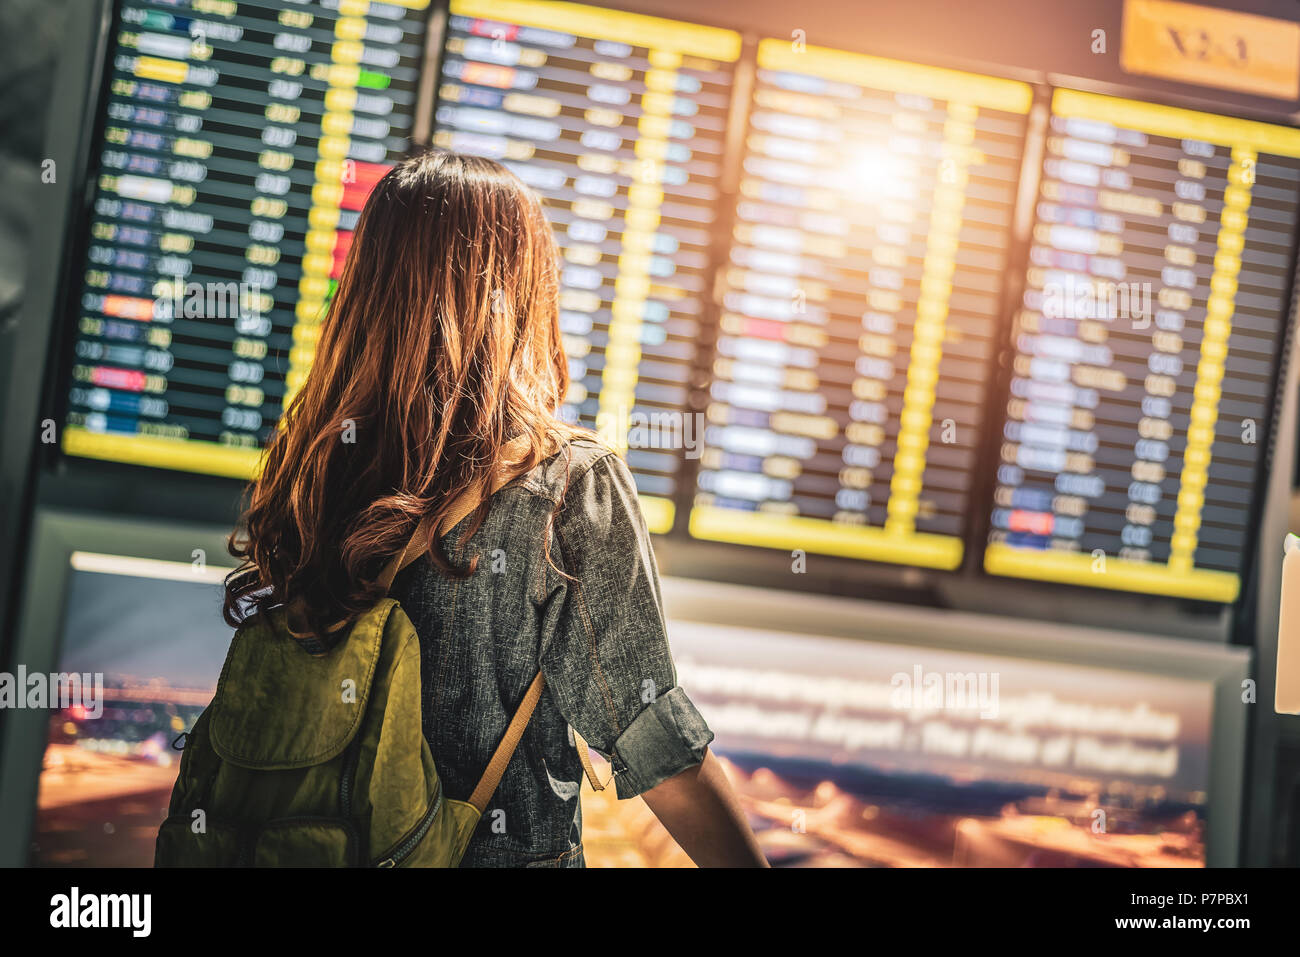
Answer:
[224,150,767,868]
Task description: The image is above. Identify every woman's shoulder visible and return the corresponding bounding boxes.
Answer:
[524,433,619,503]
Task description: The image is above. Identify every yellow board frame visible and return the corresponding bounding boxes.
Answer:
[756,38,1032,114]
[450,0,741,61]
[690,505,963,570]
[985,543,1240,602]
[1052,88,1300,158]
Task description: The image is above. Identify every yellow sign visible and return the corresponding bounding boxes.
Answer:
[1122,0,1300,100]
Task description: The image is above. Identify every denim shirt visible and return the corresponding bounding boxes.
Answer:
[391,437,714,867]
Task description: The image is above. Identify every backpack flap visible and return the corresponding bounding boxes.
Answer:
[209,599,396,770]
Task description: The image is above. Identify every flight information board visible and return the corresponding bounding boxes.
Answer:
[985,90,1300,601]
[62,0,431,478]
[433,0,739,534]
[688,40,1031,569]
[54,3,1300,601]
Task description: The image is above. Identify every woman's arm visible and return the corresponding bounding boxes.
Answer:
[640,748,769,867]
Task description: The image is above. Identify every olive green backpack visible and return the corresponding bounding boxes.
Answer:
[154,518,546,868]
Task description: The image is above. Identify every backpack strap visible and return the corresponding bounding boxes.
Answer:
[289,468,506,634]
[289,436,543,639]
[460,681,610,810]
[572,728,611,792]
[468,670,546,813]
[375,512,440,595]
[376,434,537,595]
[465,672,612,810]
[286,516,440,643]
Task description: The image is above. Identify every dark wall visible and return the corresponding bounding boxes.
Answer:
[0,0,70,400]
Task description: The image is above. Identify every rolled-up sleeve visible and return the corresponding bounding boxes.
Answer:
[539,449,714,798]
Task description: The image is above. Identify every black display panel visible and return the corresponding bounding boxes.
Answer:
[61,0,431,478]
[688,39,1031,569]
[432,0,741,533]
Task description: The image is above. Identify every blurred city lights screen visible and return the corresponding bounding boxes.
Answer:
[32,553,229,867]
[27,553,1215,867]
[659,619,1213,867]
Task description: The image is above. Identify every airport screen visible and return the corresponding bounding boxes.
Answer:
[61,0,432,478]
[689,40,1030,568]
[51,2,1300,602]
[985,91,1300,601]
[28,554,1217,868]
[433,0,740,532]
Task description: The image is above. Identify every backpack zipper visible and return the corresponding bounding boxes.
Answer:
[339,738,362,819]
[375,782,443,868]
[337,739,365,865]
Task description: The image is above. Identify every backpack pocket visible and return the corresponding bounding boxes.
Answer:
[155,815,244,867]
[252,817,362,867]
[156,814,361,866]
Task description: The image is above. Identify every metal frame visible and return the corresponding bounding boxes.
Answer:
[1242,249,1300,865]
[0,0,111,688]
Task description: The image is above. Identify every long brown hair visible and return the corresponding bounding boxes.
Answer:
[224,151,582,638]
